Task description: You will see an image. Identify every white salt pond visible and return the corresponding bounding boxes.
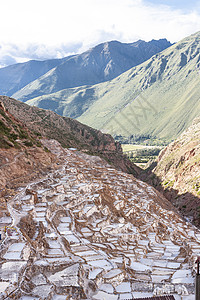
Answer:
[119,294,133,300]
[89,268,103,279]
[116,282,132,293]
[1,147,199,299]
[0,282,9,293]
[8,242,25,252]
[20,297,40,300]
[130,261,152,272]
[93,291,118,300]
[103,269,122,279]
[3,252,22,260]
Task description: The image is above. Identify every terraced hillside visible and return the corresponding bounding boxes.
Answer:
[0,140,198,299]
[25,31,200,144]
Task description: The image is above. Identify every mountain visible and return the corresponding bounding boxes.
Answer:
[0,58,67,97]
[25,31,200,144]
[0,134,199,299]
[76,31,200,143]
[145,116,200,227]
[0,96,138,176]
[9,39,172,102]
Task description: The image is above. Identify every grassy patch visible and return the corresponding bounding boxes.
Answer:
[122,144,162,167]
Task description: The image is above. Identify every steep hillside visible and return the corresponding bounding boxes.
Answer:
[0,96,138,175]
[146,117,200,227]
[11,39,172,102]
[0,139,199,299]
[26,31,200,143]
[0,100,59,190]
[0,58,66,96]
[0,101,37,149]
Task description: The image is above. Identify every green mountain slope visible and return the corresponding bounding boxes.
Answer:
[27,31,200,143]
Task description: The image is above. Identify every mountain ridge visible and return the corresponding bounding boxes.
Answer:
[75,31,200,143]
[4,38,172,101]
[0,57,68,97]
[1,33,200,143]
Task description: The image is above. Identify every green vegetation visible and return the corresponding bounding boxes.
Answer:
[162,180,175,188]
[193,182,200,193]
[0,119,19,148]
[115,134,169,146]
[23,140,34,147]
[122,144,162,167]
[44,146,50,153]
[18,129,29,139]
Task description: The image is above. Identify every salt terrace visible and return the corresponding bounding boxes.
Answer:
[0,143,199,299]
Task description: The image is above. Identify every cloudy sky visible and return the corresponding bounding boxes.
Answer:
[0,0,200,67]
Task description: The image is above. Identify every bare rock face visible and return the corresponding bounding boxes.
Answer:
[147,117,200,227]
[0,141,199,299]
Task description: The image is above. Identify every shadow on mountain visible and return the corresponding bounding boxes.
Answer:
[139,164,200,229]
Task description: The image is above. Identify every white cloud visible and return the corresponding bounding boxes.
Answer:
[0,0,200,66]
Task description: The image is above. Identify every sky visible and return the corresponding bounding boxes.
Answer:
[0,0,200,67]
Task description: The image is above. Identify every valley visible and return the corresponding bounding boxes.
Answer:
[122,144,162,168]
[0,29,200,300]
